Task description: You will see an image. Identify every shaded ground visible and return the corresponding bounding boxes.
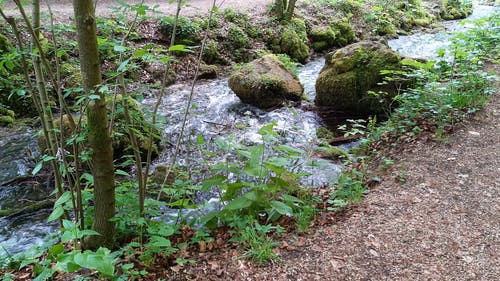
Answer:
[179,65,500,280]
[2,0,272,21]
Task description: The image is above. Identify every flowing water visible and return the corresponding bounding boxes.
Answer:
[388,4,500,59]
[1,3,498,258]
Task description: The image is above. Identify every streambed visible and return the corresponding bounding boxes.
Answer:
[0,3,497,258]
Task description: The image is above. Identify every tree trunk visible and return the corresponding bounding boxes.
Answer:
[285,0,297,21]
[73,0,115,249]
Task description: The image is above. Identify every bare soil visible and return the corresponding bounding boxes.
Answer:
[174,65,500,280]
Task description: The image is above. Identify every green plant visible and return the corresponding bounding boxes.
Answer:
[328,170,367,210]
[202,123,310,229]
[276,53,299,75]
[236,221,281,265]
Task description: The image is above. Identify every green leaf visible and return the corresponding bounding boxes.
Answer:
[54,191,71,207]
[270,201,293,216]
[48,244,65,259]
[79,229,101,238]
[47,206,64,222]
[32,161,43,175]
[149,236,172,248]
[117,58,131,73]
[115,169,130,176]
[224,197,252,210]
[113,45,127,53]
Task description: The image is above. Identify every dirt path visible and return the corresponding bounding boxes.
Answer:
[182,65,500,280]
[2,0,272,21]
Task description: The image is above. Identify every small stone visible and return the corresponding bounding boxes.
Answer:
[369,249,380,257]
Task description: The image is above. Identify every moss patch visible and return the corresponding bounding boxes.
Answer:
[441,0,473,20]
[269,18,310,63]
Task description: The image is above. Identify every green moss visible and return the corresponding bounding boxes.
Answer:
[0,33,11,54]
[310,27,337,51]
[198,63,218,79]
[321,146,349,160]
[316,41,405,114]
[268,18,310,63]
[0,104,15,118]
[159,16,201,45]
[227,24,250,49]
[312,41,329,52]
[202,39,221,64]
[330,20,355,46]
[0,115,14,126]
[440,0,472,20]
[60,61,83,87]
[316,127,335,139]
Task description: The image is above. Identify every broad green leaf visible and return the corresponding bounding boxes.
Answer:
[113,45,127,53]
[115,169,130,176]
[224,197,252,210]
[54,191,71,207]
[149,236,172,248]
[270,201,293,216]
[47,206,64,222]
[48,244,65,258]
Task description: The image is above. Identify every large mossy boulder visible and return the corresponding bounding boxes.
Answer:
[229,54,304,109]
[315,40,406,114]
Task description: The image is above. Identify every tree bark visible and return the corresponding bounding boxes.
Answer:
[73,0,115,249]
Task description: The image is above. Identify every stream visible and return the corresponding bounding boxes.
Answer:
[1,3,498,259]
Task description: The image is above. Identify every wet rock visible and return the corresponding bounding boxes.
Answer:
[145,61,176,85]
[315,40,408,114]
[229,54,304,109]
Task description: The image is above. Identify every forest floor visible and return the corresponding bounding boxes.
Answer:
[172,65,500,280]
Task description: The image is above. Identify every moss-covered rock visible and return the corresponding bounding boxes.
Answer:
[0,115,14,126]
[330,20,355,46]
[310,27,337,51]
[269,19,310,63]
[108,95,160,161]
[144,62,176,85]
[229,54,304,109]
[440,0,473,20]
[198,63,218,79]
[315,40,407,114]
[310,20,355,51]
